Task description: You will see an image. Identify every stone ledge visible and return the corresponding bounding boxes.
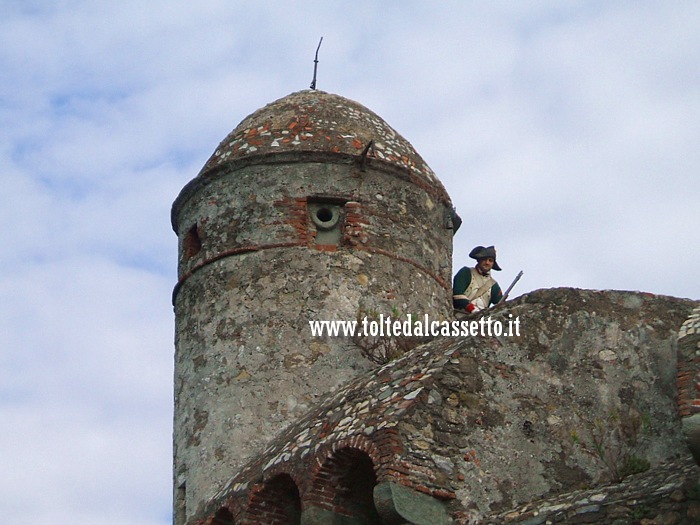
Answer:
[474,456,699,524]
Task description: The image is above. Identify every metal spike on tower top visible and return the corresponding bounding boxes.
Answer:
[310,36,323,90]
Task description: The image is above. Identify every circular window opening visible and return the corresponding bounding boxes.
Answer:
[311,205,340,231]
[316,207,334,223]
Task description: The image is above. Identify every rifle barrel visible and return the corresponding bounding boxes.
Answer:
[499,270,523,304]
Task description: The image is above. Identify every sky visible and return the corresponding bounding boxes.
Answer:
[1,1,698,524]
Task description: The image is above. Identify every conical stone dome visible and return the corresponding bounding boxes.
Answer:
[199,89,445,194]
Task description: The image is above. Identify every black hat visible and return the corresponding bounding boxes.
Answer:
[469,245,502,271]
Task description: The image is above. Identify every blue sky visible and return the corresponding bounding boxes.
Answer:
[1,2,699,524]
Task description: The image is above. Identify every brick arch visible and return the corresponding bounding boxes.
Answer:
[241,473,301,525]
[310,431,401,480]
[305,444,383,524]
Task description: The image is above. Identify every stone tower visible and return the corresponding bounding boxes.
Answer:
[171,90,456,523]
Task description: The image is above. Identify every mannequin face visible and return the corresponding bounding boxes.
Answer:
[476,257,494,274]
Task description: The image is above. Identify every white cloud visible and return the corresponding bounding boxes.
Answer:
[0,257,172,524]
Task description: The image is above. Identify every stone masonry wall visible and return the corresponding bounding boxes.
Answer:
[678,306,700,464]
[173,158,453,289]
[475,456,700,524]
[400,289,696,519]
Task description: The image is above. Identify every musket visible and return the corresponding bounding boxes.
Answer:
[310,37,323,90]
[497,270,523,305]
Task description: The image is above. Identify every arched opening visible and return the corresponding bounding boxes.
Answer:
[183,224,202,259]
[212,507,235,524]
[244,473,301,525]
[308,447,382,524]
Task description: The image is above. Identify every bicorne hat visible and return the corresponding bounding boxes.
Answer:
[469,245,502,271]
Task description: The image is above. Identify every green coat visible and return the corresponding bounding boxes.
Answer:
[452,266,503,309]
